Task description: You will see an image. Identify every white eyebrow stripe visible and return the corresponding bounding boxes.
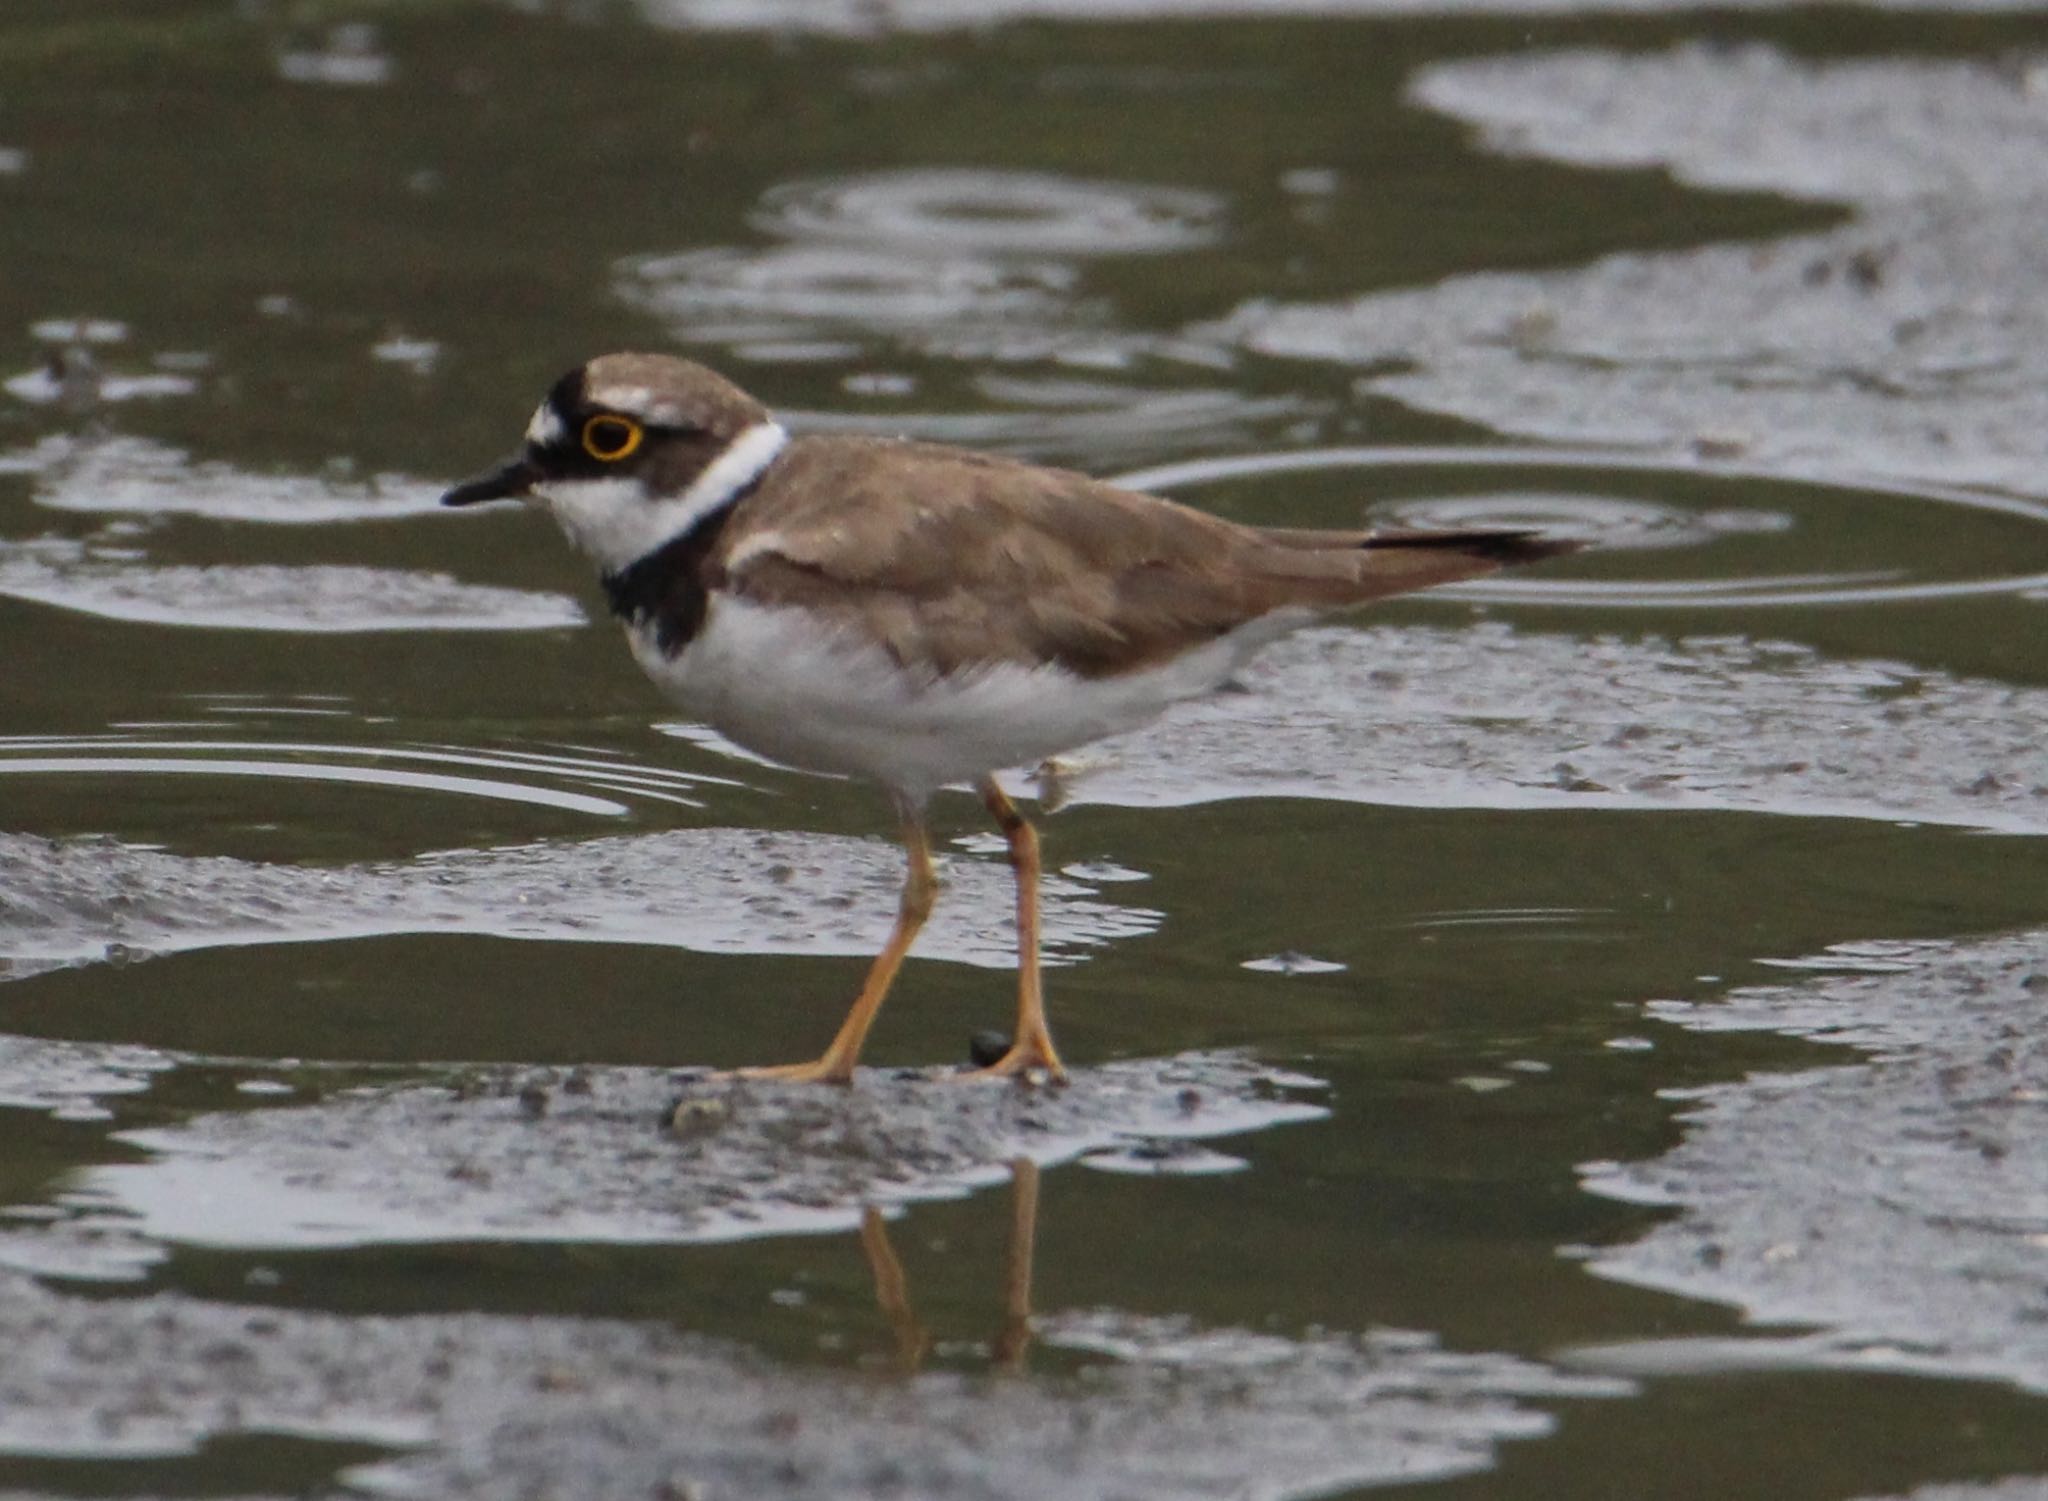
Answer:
[587,384,688,425]
[588,384,653,412]
[526,405,567,447]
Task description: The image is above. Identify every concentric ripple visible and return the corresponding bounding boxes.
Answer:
[0,538,580,631]
[0,734,733,821]
[618,168,1236,406]
[1364,492,1791,552]
[1114,445,2048,609]
[750,168,1224,256]
[619,244,1076,344]
[15,433,442,522]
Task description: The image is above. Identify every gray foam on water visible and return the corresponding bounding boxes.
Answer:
[617,169,1253,406]
[1410,45,2046,211]
[0,827,1158,980]
[0,538,580,632]
[0,438,566,632]
[1574,929,2048,1395]
[621,0,2048,30]
[0,559,578,633]
[0,1034,178,1122]
[1048,623,2048,833]
[0,1262,1621,1495]
[0,1044,1610,1492]
[1217,47,2048,497]
[16,433,441,523]
[29,1053,1324,1271]
[1856,1483,2048,1501]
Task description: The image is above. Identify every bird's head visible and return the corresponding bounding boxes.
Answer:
[442,352,785,572]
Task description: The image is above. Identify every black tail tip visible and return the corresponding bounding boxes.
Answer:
[1363,527,1589,566]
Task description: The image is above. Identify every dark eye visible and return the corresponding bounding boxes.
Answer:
[581,415,643,462]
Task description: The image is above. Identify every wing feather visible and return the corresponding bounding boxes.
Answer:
[717,437,1269,678]
[713,435,1576,679]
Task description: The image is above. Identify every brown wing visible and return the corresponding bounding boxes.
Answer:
[716,435,1576,679]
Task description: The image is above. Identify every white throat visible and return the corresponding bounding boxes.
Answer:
[539,420,789,574]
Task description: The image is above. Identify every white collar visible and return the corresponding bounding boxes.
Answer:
[543,420,788,573]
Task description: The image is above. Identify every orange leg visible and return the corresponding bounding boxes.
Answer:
[859,1205,932,1372]
[958,778,1069,1083]
[854,1157,1039,1375]
[992,1157,1040,1370]
[728,804,935,1085]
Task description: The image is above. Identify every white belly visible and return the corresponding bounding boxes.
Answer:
[627,596,1298,802]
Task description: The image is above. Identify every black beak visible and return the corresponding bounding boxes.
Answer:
[441,454,540,507]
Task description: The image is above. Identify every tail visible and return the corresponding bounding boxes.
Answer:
[1361,526,1583,565]
[1254,524,1585,604]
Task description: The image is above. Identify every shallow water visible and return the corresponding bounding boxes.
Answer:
[2,3,2046,1497]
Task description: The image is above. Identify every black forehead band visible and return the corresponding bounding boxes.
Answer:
[535,367,702,443]
[543,366,588,418]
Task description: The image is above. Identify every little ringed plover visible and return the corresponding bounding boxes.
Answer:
[443,352,1580,1085]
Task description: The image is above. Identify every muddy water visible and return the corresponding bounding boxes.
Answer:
[2,4,2046,1498]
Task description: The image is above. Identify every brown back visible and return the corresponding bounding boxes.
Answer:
[718,435,1577,680]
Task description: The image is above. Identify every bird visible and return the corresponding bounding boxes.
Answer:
[442,352,1580,1085]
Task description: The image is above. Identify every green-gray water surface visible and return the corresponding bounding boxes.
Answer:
[2,3,2046,1497]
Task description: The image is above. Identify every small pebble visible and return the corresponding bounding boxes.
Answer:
[667,1096,729,1137]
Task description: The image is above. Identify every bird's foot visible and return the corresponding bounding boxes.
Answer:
[949,1037,1069,1086]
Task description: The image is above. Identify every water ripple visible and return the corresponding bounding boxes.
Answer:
[1030,621,2048,833]
[0,734,734,817]
[1114,445,2048,609]
[751,168,1224,257]
[0,756,629,818]
[619,243,1076,344]
[1363,492,1790,552]
[0,1255,1614,1499]
[14,434,442,522]
[0,825,1159,979]
[0,537,579,632]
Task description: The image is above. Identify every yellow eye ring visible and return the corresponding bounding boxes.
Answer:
[581,414,644,462]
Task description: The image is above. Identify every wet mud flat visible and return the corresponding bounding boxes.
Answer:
[1578,929,2048,1397]
[2,1051,1326,1275]
[0,1054,1625,1500]
[1055,621,2048,830]
[0,826,1157,984]
[0,1268,1621,1501]
[1220,45,2048,502]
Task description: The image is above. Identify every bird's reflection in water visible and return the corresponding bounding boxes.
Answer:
[857,1157,1040,1374]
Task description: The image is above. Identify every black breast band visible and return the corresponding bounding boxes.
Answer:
[599,469,770,657]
